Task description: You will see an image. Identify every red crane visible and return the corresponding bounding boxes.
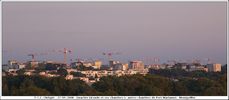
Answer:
[58,48,72,64]
[102,52,121,61]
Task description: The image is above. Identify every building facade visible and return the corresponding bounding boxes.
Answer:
[129,61,144,71]
[94,60,102,69]
[207,64,221,72]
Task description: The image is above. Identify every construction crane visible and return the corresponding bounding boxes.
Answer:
[28,54,35,62]
[57,48,72,64]
[102,52,121,61]
[28,52,49,62]
[207,58,212,64]
[167,60,177,65]
[153,57,160,67]
[192,59,201,64]
[203,58,212,64]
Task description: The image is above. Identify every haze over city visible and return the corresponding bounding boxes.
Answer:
[2,2,227,64]
[1,2,228,98]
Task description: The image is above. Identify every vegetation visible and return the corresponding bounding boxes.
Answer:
[2,76,93,96]
[70,72,86,77]
[57,68,68,77]
[3,73,226,96]
[2,65,227,96]
[149,65,227,81]
[16,69,26,75]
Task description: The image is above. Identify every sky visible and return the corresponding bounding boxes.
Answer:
[2,2,227,65]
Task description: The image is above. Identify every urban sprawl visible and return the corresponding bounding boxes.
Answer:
[2,55,222,85]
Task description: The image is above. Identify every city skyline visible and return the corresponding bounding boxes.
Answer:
[2,2,227,64]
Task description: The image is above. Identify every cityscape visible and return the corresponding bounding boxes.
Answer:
[2,50,227,96]
[2,1,227,97]
[2,49,224,84]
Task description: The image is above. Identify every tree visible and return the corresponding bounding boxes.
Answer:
[92,74,173,96]
[16,69,26,75]
[2,72,227,96]
[34,64,46,73]
[221,64,227,74]
[12,86,51,96]
[2,84,9,96]
[171,80,189,96]
[57,68,68,76]
[45,63,58,70]
[103,89,119,96]
[70,72,86,77]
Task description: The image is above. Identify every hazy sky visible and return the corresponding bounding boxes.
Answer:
[2,2,227,64]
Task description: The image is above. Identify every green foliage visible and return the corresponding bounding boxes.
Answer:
[57,68,68,77]
[92,74,173,96]
[2,75,95,96]
[2,70,227,96]
[16,69,26,75]
[149,68,226,81]
[221,64,227,74]
[2,83,9,96]
[12,86,51,96]
[34,64,46,73]
[70,72,86,77]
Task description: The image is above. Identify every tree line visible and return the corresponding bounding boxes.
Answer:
[2,71,226,96]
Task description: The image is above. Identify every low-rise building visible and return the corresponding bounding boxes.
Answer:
[75,77,89,83]
[81,70,98,77]
[39,71,46,76]
[46,73,60,77]
[159,64,167,69]
[82,61,93,67]
[18,63,26,69]
[66,68,77,74]
[113,63,129,71]
[65,75,74,80]
[24,71,32,76]
[195,66,208,72]
[8,60,18,69]
[114,70,125,76]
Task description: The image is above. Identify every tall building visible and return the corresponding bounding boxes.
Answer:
[207,64,221,72]
[94,60,102,69]
[129,61,144,71]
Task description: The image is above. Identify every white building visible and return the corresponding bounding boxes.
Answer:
[18,64,26,69]
[24,72,32,76]
[82,62,93,67]
[39,72,46,76]
[65,75,74,80]
[129,61,145,71]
